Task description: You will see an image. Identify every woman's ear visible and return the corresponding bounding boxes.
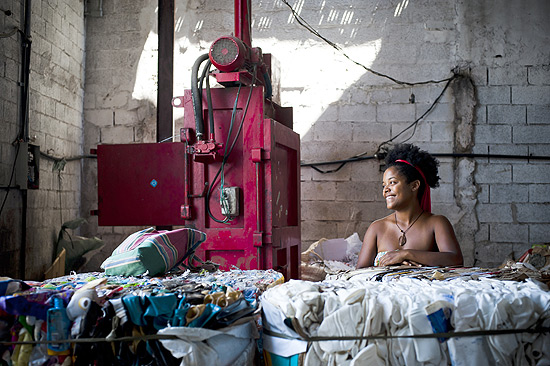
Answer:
[410,179,421,192]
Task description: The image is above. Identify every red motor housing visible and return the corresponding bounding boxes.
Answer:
[209,36,248,72]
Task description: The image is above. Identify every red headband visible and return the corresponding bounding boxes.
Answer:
[395,159,431,213]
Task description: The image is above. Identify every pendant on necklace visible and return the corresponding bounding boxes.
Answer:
[395,210,424,247]
[399,233,407,246]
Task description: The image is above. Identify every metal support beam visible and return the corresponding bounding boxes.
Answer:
[157,0,175,143]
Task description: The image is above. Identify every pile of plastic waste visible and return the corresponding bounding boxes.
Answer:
[1,269,283,366]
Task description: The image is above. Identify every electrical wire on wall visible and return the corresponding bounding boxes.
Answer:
[280,1,550,171]
[301,73,457,174]
[0,5,21,218]
[279,0,465,173]
[372,75,456,156]
[39,152,97,225]
[280,0,454,86]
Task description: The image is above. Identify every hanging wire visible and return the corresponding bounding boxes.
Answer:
[206,84,242,224]
[302,75,457,174]
[374,75,457,155]
[279,0,461,173]
[280,0,454,86]
[0,27,19,38]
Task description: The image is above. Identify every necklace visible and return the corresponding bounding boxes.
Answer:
[394,210,424,246]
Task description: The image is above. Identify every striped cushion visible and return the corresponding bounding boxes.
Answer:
[100,227,206,276]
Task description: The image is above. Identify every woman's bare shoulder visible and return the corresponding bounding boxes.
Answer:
[368,214,394,231]
[425,213,453,225]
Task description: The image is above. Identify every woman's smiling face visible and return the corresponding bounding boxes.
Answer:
[382,166,417,210]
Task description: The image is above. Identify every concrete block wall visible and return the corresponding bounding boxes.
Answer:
[0,0,86,279]
[247,0,477,262]
[473,65,550,265]
[77,0,550,270]
[0,0,23,278]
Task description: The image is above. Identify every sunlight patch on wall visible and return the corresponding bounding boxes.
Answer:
[394,0,409,17]
[132,30,159,106]
[172,37,206,122]
[287,0,305,24]
[169,32,381,140]
[254,37,382,139]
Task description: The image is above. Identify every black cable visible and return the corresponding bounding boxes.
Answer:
[225,68,258,157]
[198,59,216,139]
[264,324,550,342]
[280,0,454,86]
[301,73,458,173]
[204,63,215,138]
[206,65,258,224]
[262,70,272,99]
[19,0,32,142]
[432,153,550,161]
[300,152,550,173]
[206,85,242,224]
[375,75,457,155]
[191,54,210,140]
[303,156,376,174]
[1,323,548,345]
[206,82,256,223]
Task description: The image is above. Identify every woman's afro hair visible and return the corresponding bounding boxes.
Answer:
[384,144,440,188]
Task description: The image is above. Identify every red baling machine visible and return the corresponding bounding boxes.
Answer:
[95,0,301,279]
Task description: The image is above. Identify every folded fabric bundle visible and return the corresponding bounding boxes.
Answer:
[100,227,207,276]
[261,276,550,366]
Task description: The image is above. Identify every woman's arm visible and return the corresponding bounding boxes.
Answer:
[356,222,379,268]
[377,216,463,267]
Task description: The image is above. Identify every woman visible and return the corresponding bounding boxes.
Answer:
[356,144,463,268]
